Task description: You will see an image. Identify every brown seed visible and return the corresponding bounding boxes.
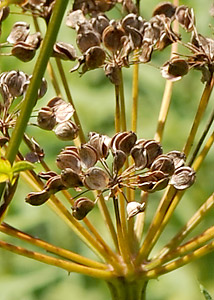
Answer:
[76,31,100,53]
[37,106,56,130]
[7,21,30,44]
[25,190,50,206]
[152,2,176,18]
[79,144,98,169]
[113,150,127,174]
[102,23,125,53]
[54,120,79,141]
[150,154,175,176]
[170,166,195,190]
[72,197,95,220]
[131,145,147,170]
[61,168,83,188]
[83,167,109,190]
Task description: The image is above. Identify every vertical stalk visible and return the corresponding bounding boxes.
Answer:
[115,84,121,132]
[132,63,139,132]
[119,69,127,132]
[183,76,214,157]
[55,58,86,144]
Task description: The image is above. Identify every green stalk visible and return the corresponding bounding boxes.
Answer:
[146,240,214,279]
[6,0,69,164]
[145,226,214,271]
[115,84,121,132]
[0,222,107,270]
[156,193,214,258]
[0,240,114,280]
[0,0,69,212]
[55,58,86,144]
[131,63,139,132]
[119,69,127,132]
[183,76,214,157]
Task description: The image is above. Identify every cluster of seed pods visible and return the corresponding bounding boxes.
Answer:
[26,131,195,220]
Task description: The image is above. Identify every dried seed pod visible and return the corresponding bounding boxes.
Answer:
[11,43,36,62]
[25,32,42,49]
[0,6,10,23]
[53,42,77,61]
[3,70,28,98]
[25,190,50,206]
[139,41,153,63]
[84,46,106,70]
[102,23,125,52]
[175,5,195,32]
[111,131,137,155]
[152,2,176,18]
[76,31,100,53]
[66,9,87,29]
[56,150,81,173]
[166,151,186,169]
[138,171,169,192]
[91,14,109,35]
[61,168,83,188]
[127,201,145,219]
[131,145,147,170]
[118,131,137,155]
[44,175,65,192]
[170,166,195,190]
[88,132,110,159]
[150,154,175,176]
[37,106,56,130]
[139,139,163,167]
[23,76,47,99]
[7,22,30,44]
[113,150,127,174]
[39,171,58,180]
[122,14,140,32]
[54,120,79,141]
[47,97,75,123]
[79,144,98,169]
[83,167,109,190]
[72,197,95,220]
[161,57,189,81]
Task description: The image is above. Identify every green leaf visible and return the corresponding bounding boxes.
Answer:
[200,284,213,300]
[12,161,35,174]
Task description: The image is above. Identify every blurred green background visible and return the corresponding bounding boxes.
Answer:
[0,0,214,299]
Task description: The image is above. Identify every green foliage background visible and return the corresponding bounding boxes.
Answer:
[0,0,214,299]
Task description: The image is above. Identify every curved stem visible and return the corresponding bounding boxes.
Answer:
[0,222,107,270]
[155,193,214,258]
[145,240,214,279]
[0,240,114,280]
[183,75,214,157]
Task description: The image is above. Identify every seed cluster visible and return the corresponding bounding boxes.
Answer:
[26,131,195,220]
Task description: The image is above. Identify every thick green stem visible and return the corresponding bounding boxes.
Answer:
[107,279,147,300]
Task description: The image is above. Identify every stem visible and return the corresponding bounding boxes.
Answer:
[154,9,179,142]
[107,279,147,300]
[156,193,214,258]
[136,186,177,263]
[188,109,214,166]
[146,240,214,279]
[145,226,214,271]
[6,0,69,164]
[182,75,214,157]
[134,192,148,243]
[0,240,114,280]
[0,222,107,270]
[113,197,135,277]
[55,58,86,144]
[192,130,214,171]
[97,194,119,252]
[115,84,121,132]
[119,69,127,131]
[0,0,69,210]
[132,63,139,132]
